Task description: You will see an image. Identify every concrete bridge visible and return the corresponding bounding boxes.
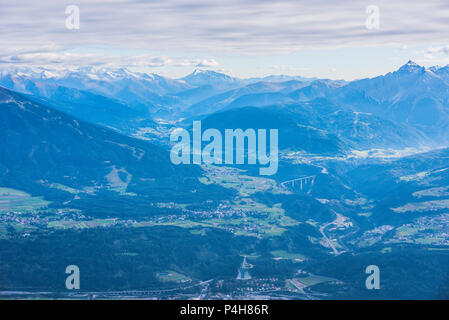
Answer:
[280,175,316,193]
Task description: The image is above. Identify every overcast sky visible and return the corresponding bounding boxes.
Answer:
[2,0,449,79]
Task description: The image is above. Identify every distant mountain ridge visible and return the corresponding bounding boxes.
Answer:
[1,61,449,149]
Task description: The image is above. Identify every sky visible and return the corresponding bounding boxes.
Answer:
[2,0,449,80]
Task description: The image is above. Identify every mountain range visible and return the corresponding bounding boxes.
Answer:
[2,61,449,298]
[0,86,232,217]
[1,61,447,151]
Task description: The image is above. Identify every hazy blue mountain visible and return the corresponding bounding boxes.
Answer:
[0,67,191,119]
[169,69,248,112]
[1,63,442,149]
[197,96,430,153]
[31,85,155,134]
[223,92,294,110]
[199,106,347,155]
[175,71,319,112]
[431,65,449,81]
[0,74,158,134]
[180,69,244,89]
[0,66,191,96]
[0,86,231,212]
[184,80,304,117]
[327,61,449,142]
[246,74,318,83]
[345,147,449,226]
[323,108,431,149]
[288,80,343,101]
[0,86,162,183]
[234,61,449,146]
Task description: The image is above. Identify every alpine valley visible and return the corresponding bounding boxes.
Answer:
[1,61,449,299]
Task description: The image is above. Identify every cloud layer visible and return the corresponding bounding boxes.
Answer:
[2,0,449,67]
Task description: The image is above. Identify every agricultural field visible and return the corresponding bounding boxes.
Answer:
[199,165,289,196]
[392,199,449,213]
[47,218,117,230]
[295,274,337,287]
[0,187,50,213]
[387,214,449,246]
[270,250,307,261]
[156,271,191,283]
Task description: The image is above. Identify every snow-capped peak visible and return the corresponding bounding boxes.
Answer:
[397,60,425,74]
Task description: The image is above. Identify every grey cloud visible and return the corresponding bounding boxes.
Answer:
[427,45,449,55]
[0,51,220,70]
[1,0,449,60]
[0,52,171,67]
